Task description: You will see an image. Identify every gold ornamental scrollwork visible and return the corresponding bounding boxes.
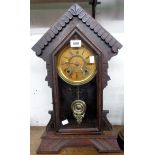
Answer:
[71,100,86,124]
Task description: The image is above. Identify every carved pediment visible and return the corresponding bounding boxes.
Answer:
[32,3,122,57]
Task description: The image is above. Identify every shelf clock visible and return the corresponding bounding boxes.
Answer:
[32,3,123,153]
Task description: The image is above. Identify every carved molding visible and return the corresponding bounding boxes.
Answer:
[32,3,122,56]
[102,110,112,131]
[37,131,121,153]
[45,59,53,88]
[102,62,111,88]
[46,110,54,131]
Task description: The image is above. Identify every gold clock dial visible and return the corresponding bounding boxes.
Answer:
[57,43,97,85]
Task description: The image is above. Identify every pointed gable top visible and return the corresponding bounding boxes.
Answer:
[32,3,122,56]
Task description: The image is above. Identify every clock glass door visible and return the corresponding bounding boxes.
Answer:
[56,35,99,134]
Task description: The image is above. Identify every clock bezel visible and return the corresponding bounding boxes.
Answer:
[56,44,97,86]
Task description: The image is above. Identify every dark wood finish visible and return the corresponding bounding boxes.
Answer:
[37,130,121,153]
[117,128,124,150]
[32,3,122,154]
[31,126,124,155]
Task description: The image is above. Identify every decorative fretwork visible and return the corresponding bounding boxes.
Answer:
[32,3,122,56]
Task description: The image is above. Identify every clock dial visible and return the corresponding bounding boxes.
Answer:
[57,43,97,85]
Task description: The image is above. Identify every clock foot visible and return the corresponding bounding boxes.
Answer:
[37,130,121,154]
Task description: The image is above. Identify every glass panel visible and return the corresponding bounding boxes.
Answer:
[56,35,98,130]
[58,76,97,129]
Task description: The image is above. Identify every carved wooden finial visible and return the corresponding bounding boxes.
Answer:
[68,3,83,16]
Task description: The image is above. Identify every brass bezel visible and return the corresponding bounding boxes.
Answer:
[57,45,97,85]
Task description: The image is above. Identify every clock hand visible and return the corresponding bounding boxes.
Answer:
[69,62,77,65]
[69,51,74,56]
[75,72,78,79]
[63,56,69,60]
[61,61,69,65]
[82,49,85,55]
[61,62,79,66]
[68,62,80,67]
[85,56,89,60]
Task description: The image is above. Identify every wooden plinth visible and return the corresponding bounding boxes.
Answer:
[37,130,121,154]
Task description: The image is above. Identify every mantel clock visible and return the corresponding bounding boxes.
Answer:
[32,3,123,153]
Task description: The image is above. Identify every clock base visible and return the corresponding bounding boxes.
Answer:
[37,130,121,154]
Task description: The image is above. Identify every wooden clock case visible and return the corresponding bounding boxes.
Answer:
[32,3,122,153]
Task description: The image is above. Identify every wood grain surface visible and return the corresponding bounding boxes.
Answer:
[30,126,124,155]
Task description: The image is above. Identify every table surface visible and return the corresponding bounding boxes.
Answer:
[30,126,124,155]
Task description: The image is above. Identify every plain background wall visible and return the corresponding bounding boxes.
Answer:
[30,1,124,126]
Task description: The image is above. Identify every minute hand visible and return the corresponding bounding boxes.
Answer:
[69,62,81,66]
